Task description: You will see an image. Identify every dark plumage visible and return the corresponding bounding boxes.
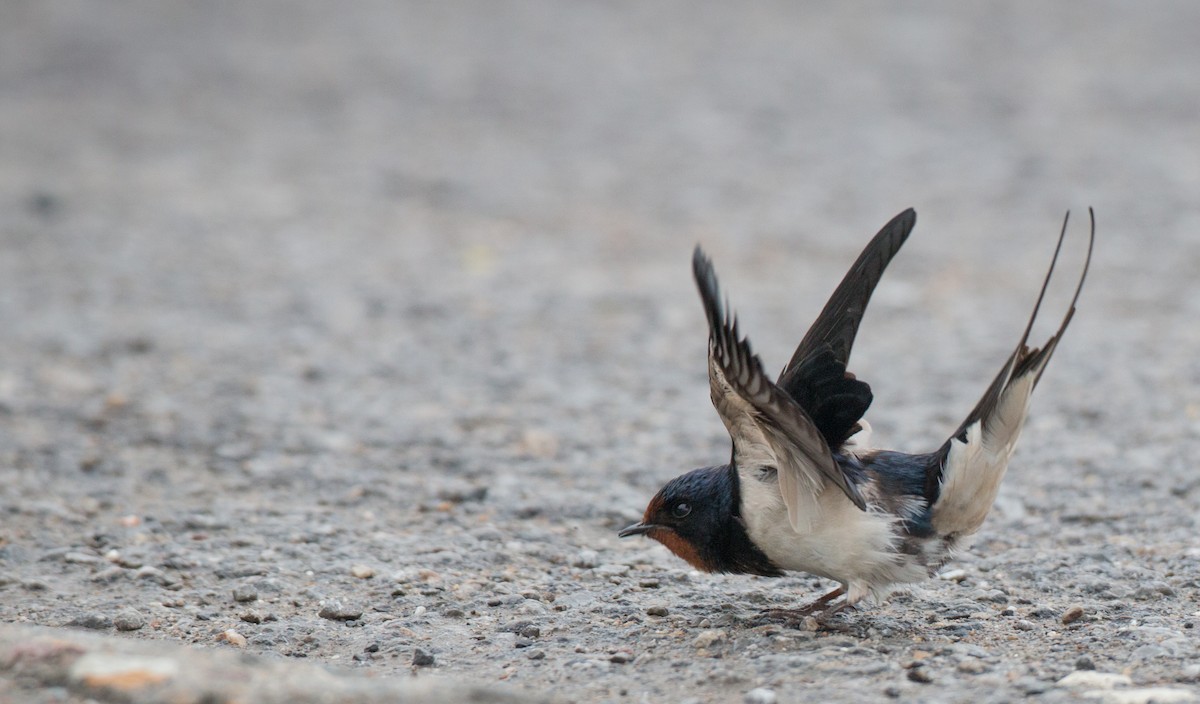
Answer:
[620,208,1095,610]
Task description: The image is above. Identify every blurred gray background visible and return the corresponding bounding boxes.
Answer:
[2,3,1199,703]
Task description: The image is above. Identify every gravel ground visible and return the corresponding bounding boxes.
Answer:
[2,2,1200,703]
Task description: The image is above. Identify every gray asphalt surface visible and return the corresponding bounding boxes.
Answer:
[2,2,1199,703]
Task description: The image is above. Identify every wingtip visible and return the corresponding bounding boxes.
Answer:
[881,207,917,240]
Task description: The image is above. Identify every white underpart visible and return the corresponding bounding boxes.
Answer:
[932,370,1039,538]
[738,463,925,604]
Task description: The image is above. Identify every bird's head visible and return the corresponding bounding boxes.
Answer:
[619,465,781,576]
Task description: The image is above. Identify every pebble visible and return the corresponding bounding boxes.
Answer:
[113,609,145,631]
[1056,671,1132,689]
[744,688,777,704]
[1076,656,1097,670]
[527,649,546,661]
[134,566,178,587]
[232,587,258,603]
[609,651,632,664]
[972,589,1008,604]
[1014,677,1048,695]
[693,630,727,649]
[412,648,435,667]
[240,610,262,624]
[907,667,933,684]
[938,569,967,582]
[221,629,247,647]
[956,659,987,674]
[66,613,113,630]
[645,605,669,617]
[1062,605,1085,624]
[90,566,127,583]
[350,564,375,579]
[318,600,363,621]
[572,550,600,568]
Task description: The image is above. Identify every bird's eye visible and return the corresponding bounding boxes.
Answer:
[671,502,692,519]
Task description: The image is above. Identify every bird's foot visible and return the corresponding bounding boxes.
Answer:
[749,586,851,630]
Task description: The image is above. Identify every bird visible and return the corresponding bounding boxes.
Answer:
[619,208,1094,616]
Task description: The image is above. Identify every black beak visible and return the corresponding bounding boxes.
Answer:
[618,522,655,538]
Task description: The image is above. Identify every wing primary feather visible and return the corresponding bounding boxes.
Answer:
[776,209,916,448]
[692,246,868,515]
[779,207,916,380]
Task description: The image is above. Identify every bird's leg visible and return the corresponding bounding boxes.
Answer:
[751,586,848,628]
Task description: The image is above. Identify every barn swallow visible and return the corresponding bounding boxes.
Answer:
[620,208,1094,613]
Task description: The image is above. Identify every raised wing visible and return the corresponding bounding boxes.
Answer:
[777,209,917,448]
[927,209,1095,536]
[693,248,867,531]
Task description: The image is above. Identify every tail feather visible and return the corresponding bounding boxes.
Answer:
[928,209,1094,538]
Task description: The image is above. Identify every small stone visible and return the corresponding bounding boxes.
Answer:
[240,611,262,624]
[443,608,466,618]
[520,625,541,638]
[232,587,258,603]
[1017,677,1050,695]
[527,649,546,660]
[318,600,363,621]
[907,667,933,684]
[1061,605,1085,624]
[973,589,1008,604]
[221,629,247,647]
[646,605,669,617]
[744,687,777,704]
[350,564,376,579]
[1014,619,1036,631]
[1075,656,1096,670]
[883,686,902,698]
[67,613,113,630]
[610,651,632,664]
[639,578,661,588]
[938,569,967,582]
[572,549,600,568]
[113,609,145,631]
[412,648,435,667]
[1056,671,1132,689]
[693,629,727,649]
[956,659,987,674]
[134,566,177,587]
[90,567,127,584]
[515,638,534,649]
